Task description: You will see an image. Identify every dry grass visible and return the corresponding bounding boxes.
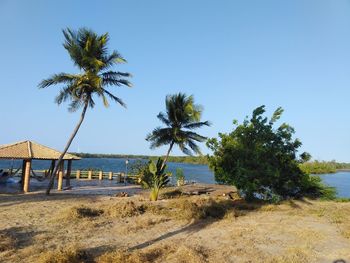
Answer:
[145,197,242,221]
[1,193,350,262]
[0,232,17,252]
[292,201,350,240]
[70,206,104,219]
[105,201,146,218]
[159,188,183,199]
[124,217,170,234]
[38,246,92,263]
[97,244,209,263]
[269,247,310,263]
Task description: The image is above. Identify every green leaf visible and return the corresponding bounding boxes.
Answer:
[149,161,157,175]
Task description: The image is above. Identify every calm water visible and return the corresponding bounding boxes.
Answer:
[320,171,350,198]
[0,158,215,184]
[1,158,349,197]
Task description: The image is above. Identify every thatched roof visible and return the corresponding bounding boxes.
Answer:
[0,141,81,160]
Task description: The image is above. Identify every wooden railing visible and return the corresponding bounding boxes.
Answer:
[13,169,138,184]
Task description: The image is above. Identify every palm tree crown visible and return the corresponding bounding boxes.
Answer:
[39,28,132,111]
[146,93,210,157]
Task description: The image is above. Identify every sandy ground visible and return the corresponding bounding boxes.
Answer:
[0,181,350,263]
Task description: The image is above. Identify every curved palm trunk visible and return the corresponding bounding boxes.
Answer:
[46,102,88,195]
[161,141,175,170]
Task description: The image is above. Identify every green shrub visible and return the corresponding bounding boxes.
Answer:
[207,105,335,201]
[141,158,170,201]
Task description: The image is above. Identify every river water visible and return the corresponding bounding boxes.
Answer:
[1,158,349,198]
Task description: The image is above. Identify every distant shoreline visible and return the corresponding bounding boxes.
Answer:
[69,152,209,165]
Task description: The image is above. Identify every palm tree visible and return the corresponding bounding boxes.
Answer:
[146,93,210,169]
[39,28,132,194]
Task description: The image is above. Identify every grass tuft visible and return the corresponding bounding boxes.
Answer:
[68,206,104,219]
[38,246,92,263]
[106,201,146,218]
[0,233,17,252]
[145,197,238,221]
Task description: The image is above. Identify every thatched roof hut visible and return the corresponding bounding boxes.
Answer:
[0,141,80,192]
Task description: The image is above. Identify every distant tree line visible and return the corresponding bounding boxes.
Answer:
[71,152,350,171]
[69,152,208,165]
[299,161,350,174]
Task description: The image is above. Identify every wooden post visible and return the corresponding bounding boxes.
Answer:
[99,171,103,180]
[76,170,81,179]
[66,160,72,187]
[23,160,31,193]
[88,170,92,180]
[21,160,26,189]
[57,161,64,191]
[108,172,113,180]
[118,173,122,183]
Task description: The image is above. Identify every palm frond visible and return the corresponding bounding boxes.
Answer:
[157,112,171,126]
[183,121,211,130]
[55,86,72,105]
[101,71,132,87]
[178,143,192,156]
[187,139,202,155]
[101,51,127,70]
[68,99,82,112]
[38,73,78,89]
[146,127,173,149]
[101,88,126,108]
[184,131,207,142]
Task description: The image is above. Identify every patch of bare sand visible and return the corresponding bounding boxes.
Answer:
[1,192,350,263]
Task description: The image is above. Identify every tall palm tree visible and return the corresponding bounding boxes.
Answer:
[146,93,210,169]
[39,28,132,194]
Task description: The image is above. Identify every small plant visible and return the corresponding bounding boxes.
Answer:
[129,160,151,187]
[176,168,185,186]
[141,158,170,201]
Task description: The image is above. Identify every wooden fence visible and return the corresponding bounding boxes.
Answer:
[16,169,138,184]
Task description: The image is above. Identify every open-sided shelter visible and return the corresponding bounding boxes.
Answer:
[0,140,80,192]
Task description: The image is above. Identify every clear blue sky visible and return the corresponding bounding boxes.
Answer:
[0,0,349,162]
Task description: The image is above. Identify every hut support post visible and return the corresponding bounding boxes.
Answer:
[57,161,64,191]
[99,171,103,180]
[21,160,26,189]
[23,160,31,193]
[66,160,72,187]
[108,172,113,180]
[76,170,81,179]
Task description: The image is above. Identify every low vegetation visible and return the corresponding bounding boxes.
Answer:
[139,158,170,201]
[1,193,350,262]
[0,232,17,253]
[39,246,91,263]
[207,106,336,201]
[300,160,350,174]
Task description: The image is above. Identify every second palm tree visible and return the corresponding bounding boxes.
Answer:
[146,93,210,169]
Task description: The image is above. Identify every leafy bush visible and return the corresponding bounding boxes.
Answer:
[141,158,170,201]
[207,105,336,201]
[129,160,150,187]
